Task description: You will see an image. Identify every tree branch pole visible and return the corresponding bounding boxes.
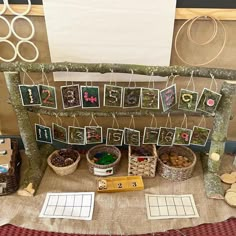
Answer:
[4,72,54,196]
[0,62,236,80]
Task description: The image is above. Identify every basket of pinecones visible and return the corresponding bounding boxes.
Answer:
[47,148,80,176]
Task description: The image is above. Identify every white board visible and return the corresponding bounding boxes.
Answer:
[43,0,176,82]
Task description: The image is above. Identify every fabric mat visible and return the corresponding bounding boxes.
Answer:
[0,218,236,236]
[0,150,235,235]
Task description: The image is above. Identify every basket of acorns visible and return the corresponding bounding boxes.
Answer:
[157,146,196,181]
[47,148,80,176]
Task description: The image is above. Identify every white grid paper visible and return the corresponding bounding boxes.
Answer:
[39,192,95,220]
[145,194,199,220]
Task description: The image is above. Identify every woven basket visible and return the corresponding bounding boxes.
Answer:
[0,139,21,196]
[86,144,121,176]
[128,144,157,178]
[157,146,196,181]
[47,149,80,176]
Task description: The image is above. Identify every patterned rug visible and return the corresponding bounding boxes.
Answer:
[0,218,235,236]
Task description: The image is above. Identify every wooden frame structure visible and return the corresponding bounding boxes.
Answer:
[1,62,236,197]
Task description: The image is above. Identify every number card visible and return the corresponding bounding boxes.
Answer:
[106,128,124,146]
[35,124,52,144]
[157,127,175,146]
[81,86,100,108]
[124,128,140,146]
[178,89,198,112]
[85,126,103,144]
[104,84,123,107]
[197,88,222,115]
[141,88,159,109]
[52,123,67,143]
[143,127,159,144]
[19,85,41,106]
[160,84,177,112]
[123,87,141,108]
[190,126,211,146]
[39,84,57,109]
[61,85,81,109]
[68,126,85,145]
[173,127,192,145]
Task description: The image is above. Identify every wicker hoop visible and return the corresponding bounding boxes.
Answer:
[47,149,80,176]
[157,146,196,181]
[86,144,121,176]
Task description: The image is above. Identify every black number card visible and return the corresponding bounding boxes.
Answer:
[81,86,100,108]
[19,85,41,106]
[35,124,52,144]
[157,127,175,146]
[173,127,192,145]
[178,89,198,112]
[141,88,159,109]
[123,87,141,108]
[160,84,177,112]
[124,128,140,146]
[104,84,123,107]
[61,85,81,109]
[85,126,103,144]
[190,126,210,146]
[52,123,67,143]
[106,128,124,146]
[143,127,160,144]
[68,126,85,145]
[39,84,57,109]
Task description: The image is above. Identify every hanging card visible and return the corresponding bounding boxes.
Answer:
[123,87,141,108]
[19,85,41,106]
[81,86,100,108]
[143,127,160,144]
[157,127,175,146]
[61,85,81,109]
[141,88,159,109]
[35,124,52,144]
[38,84,57,109]
[68,126,85,145]
[104,84,123,107]
[106,128,124,146]
[173,127,192,145]
[160,84,177,112]
[52,123,68,143]
[124,128,140,146]
[178,89,198,112]
[197,88,222,115]
[190,126,211,146]
[85,126,103,144]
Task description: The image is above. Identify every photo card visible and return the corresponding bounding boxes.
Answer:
[19,85,41,106]
[160,84,177,112]
[173,127,192,145]
[106,128,124,146]
[157,127,175,146]
[197,88,222,115]
[124,128,140,146]
[141,88,159,109]
[143,127,160,144]
[52,123,68,143]
[35,124,52,144]
[61,85,81,109]
[178,89,198,112]
[123,87,141,108]
[85,126,103,144]
[104,84,123,107]
[38,84,57,109]
[190,126,211,146]
[81,86,100,108]
[68,126,85,145]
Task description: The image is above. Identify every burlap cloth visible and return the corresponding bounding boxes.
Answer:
[0,150,235,235]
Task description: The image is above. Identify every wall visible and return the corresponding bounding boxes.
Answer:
[0,16,235,141]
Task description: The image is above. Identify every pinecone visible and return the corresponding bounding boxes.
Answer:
[51,154,65,167]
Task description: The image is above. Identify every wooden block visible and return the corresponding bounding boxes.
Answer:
[220,173,236,184]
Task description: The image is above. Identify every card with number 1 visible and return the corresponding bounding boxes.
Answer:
[19,85,41,106]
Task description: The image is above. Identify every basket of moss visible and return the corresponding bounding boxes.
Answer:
[86,144,121,176]
[47,149,80,176]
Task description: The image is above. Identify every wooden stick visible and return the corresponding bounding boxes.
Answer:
[1,62,236,81]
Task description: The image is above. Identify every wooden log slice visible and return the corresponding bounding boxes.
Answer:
[231,183,236,189]
[220,173,236,184]
[231,171,236,177]
[225,191,236,207]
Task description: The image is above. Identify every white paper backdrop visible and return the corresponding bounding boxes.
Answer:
[43,0,176,82]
